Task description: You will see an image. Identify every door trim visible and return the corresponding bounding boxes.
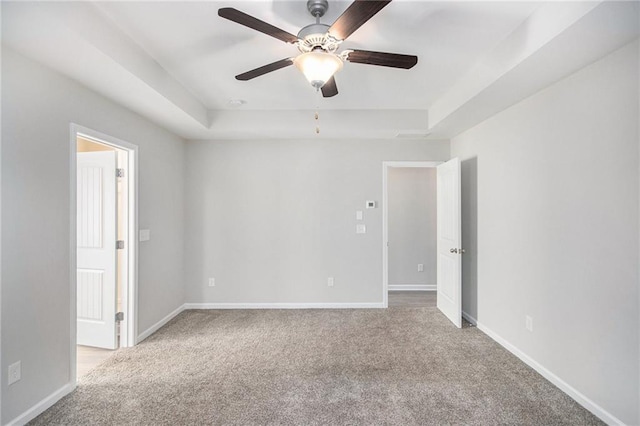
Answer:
[69,124,139,386]
[382,161,442,308]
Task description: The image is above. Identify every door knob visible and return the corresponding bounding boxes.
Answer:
[450,248,458,254]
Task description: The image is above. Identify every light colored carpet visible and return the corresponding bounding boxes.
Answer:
[32,306,602,425]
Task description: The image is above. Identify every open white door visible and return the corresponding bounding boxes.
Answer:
[77,151,118,349]
[437,157,462,328]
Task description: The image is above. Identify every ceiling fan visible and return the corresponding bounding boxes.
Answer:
[218,0,418,98]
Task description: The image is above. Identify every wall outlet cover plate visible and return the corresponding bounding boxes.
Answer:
[8,361,21,385]
[139,229,151,241]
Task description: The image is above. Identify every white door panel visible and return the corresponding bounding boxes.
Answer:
[437,158,462,328]
[77,151,118,349]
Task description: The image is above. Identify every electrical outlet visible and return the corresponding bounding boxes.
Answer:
[208,277,215,287]
[8,361,21,385]
[327,277,334,287]
[525,315,533,332]
[418,263,424,272]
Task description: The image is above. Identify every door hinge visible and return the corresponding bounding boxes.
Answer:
[116,240,125,250]
[116,168,125,178]
[115,312,124,322]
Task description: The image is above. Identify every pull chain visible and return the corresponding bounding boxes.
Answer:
[315,88,321,135]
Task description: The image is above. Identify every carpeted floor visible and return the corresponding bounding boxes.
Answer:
[32,305,602,425]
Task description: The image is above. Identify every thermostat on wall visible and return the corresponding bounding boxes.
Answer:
[366,200,376,209]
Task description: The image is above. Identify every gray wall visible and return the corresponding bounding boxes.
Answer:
[388,167,436,285]
[451,41,639,425]
[185,139,450,304]
[1,48,187,423]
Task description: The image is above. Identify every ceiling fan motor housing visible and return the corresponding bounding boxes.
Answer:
[297,23,341,53]
[298,0,341,53]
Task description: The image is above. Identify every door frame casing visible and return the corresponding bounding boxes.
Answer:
[69,123,139,385]
[382,161,442,308]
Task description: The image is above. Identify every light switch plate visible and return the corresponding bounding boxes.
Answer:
[139,229,151,241]
[356,224,366,234]
[356,211,363,220]
[366,201,376,209]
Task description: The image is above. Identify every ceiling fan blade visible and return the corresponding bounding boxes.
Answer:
[235,58,294,81]
[346,50,417,69]
[218,8,299,44]
[321,76,338,98]
[328,0,391,41]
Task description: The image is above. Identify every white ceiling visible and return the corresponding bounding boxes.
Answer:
[94,1,540,110]
[2,1,638,140]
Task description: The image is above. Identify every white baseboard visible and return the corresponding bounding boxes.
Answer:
[388,284,436,291]
[137,304,185,343]
[463,311,625,426]
[7,382,75,426]
[184,302,385,309]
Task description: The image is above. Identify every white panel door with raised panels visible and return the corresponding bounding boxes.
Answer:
[77,151,118,349]
[437,157,462,328]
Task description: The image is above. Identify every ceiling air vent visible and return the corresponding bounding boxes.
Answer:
[395,131,431,139]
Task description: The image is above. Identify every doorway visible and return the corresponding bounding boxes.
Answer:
[70,124,138,383]
[383,162,440,309]
[382,160,462,327]
[385,164,437,309]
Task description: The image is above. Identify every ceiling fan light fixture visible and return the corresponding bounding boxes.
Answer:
[294,50,343,89]
[219,1,417,98]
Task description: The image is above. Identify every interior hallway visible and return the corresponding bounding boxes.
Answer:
[388,291,436,308]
